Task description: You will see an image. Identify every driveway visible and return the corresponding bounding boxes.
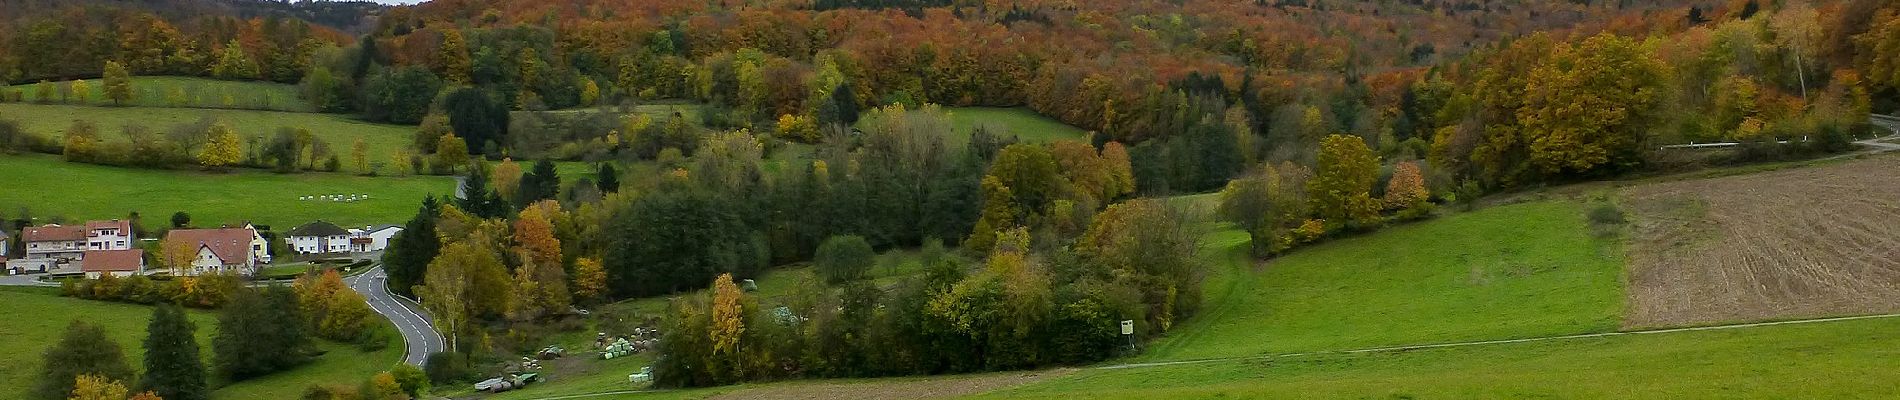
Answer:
[346,265,445,366]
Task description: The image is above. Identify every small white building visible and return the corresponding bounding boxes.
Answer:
[84,219,135,251]
[288,221,352,254]
[348,225,404,253]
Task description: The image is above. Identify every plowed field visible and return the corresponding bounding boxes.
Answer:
[1622,155,1900,328]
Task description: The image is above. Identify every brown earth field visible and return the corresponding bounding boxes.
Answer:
[1621,154,1900,328]
[704,369,1073,400]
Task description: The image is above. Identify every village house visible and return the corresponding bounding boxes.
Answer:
[0,229,9,259]
[348,225,404,253]
[22,224,86,261]
[85,219,135,251]
[165,226,268,276]
[288,220,352,254]
[82,248,144,278]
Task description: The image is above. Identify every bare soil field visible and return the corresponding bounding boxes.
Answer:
[1621,155,1900,328]
[705,369,1073,400]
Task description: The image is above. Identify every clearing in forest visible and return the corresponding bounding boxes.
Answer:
[1621,155,1900,328]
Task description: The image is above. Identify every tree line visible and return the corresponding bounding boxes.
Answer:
[36,276,425,400]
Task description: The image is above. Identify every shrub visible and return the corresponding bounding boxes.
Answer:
[1587,203,1626,226]
[814,235,875,284]
[424,352,473,385]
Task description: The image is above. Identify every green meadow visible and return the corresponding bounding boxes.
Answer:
[0,287,403,400]
[0,154,454,229]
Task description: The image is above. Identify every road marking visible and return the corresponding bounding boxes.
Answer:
[1097,312,1900,370]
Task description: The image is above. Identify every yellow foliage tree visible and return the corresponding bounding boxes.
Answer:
[102,61,132,106]
[70,79,91,105]
[492,158,523,202]
[571,257,607,305]
[351,138,370,175]
[68,375,128,400]
[709,273,745,355]
[433,134,469,174]
[437,29,472,84]
[197,122,241,170]
[1382,161,1429,211]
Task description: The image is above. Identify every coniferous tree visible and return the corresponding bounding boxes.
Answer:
[140,304,207,400]
[517,159,561,206]
[383,196,441,297]
[34,321,134,400]
[596,163,620,194]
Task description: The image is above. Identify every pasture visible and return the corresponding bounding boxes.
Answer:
[0,103,416,162]
[1139,200,1625,362]
[6,76,313,112]
[0,154,454,229]
[0,287,403,400]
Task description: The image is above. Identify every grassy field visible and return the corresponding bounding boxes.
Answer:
[0,103,415,161]
[982,316,1900,399]
[0,154,454,229]
[6,76,313,112]
[0,287,402,400]
[1139,200,1625,361]
[854,106,1089,147]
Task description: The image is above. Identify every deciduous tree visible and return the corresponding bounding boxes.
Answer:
[197,122,240,171]
[102,61,132,106]
[35,322,134,400]
[1308,134,1380,228]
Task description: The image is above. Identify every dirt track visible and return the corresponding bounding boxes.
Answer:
[1622,155,1900,328]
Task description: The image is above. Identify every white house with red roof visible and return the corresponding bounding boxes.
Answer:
[22,224,86,261]
[165,226,268,275]
[85,219,135,251]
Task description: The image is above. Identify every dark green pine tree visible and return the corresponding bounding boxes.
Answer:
[141,304,208,400]
[596,163,620,194]
[519,159,561,206]
[457,163,511,218]
[34,321,135,400]
[383,196,442,297]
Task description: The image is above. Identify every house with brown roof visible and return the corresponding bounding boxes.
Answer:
[22,224,86,261]
[165,226,267,276]
[82,248,144,278]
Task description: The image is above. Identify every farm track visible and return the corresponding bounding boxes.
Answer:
[1622,154,1900,328]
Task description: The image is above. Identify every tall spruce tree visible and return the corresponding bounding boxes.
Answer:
[518,159,561,206]
[140,305,207,400]
[384,196,442,297]
[596,163,620,194]
[34,321,134,400]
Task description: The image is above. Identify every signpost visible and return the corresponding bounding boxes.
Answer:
[1121,320,1136,352]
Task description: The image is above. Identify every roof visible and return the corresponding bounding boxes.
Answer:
[23,224,84,242]
[287,220,350,237]
[166,228,255,265]
[368,224,402,233]
[83,249,144,272]
[85,220,131,233]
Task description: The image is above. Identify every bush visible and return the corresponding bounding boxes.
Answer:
[814,235,875,284]
[424,351,473,385]
[1587,203,1626,226]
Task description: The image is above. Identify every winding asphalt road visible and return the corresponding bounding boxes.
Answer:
[346,265,445,366]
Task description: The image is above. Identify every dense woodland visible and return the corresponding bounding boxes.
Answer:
[5,0,1900,392]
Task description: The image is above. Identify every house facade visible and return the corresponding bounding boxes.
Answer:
[22,224,86,261]
[348,225,404,253]
[82,248,144,278]
[0,229,10,259]
[165,227,266,276]
[85,220,135,251]
[288,221,352,254]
